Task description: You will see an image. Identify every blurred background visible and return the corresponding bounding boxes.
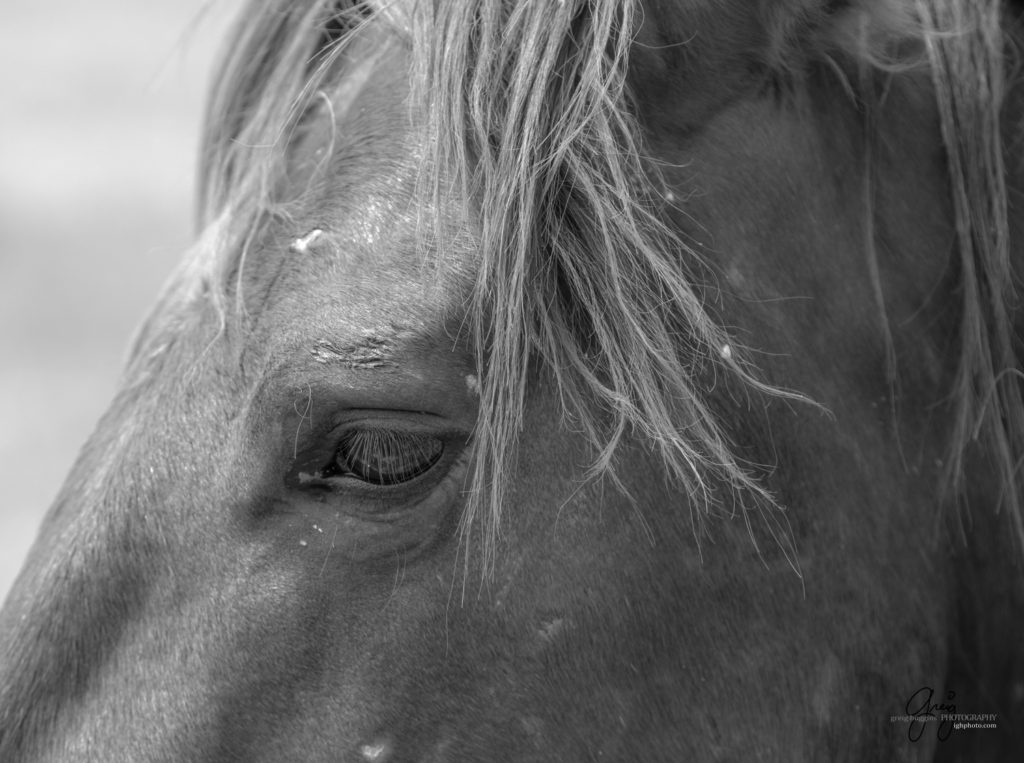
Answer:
[1,1,241,602]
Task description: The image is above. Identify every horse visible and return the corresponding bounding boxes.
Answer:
[2,0,1023,758]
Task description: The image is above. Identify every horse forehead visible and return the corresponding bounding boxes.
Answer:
[273,147,472,326]
[279,187,466,329]
[254,39,474,344]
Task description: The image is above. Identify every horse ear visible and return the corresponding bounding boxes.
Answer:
[762,0,919,66]
[627,0,916,136]
[628,1,775,135]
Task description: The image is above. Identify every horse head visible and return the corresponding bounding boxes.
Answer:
[2,1,1022,759]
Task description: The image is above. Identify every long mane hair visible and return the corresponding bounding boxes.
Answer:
[197,0,1023,570]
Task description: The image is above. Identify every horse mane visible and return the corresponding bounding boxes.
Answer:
[415,0,809,572]
[916,0,1024,554]
[197,0,1024,570]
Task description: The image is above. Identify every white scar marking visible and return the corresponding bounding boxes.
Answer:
[465,374,480,395]
[538,618,565,642]
[359,742,389,761]
[290,228,323,254]
[720,344,732,360]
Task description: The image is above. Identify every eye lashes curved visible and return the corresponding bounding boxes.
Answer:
[331,428,444,485]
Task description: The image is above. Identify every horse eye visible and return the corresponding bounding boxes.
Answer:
[326,428,444,486]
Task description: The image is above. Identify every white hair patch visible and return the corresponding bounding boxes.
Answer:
[290,228,324,255]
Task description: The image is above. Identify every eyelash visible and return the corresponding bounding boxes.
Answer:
[321,427,444,486]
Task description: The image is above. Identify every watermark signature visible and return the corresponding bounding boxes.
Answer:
[889,687,998,742]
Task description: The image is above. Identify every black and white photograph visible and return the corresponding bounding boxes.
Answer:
[2,1,1022,759]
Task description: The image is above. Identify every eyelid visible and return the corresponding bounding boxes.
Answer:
[286,411,470,512]
[333,427,444,485]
